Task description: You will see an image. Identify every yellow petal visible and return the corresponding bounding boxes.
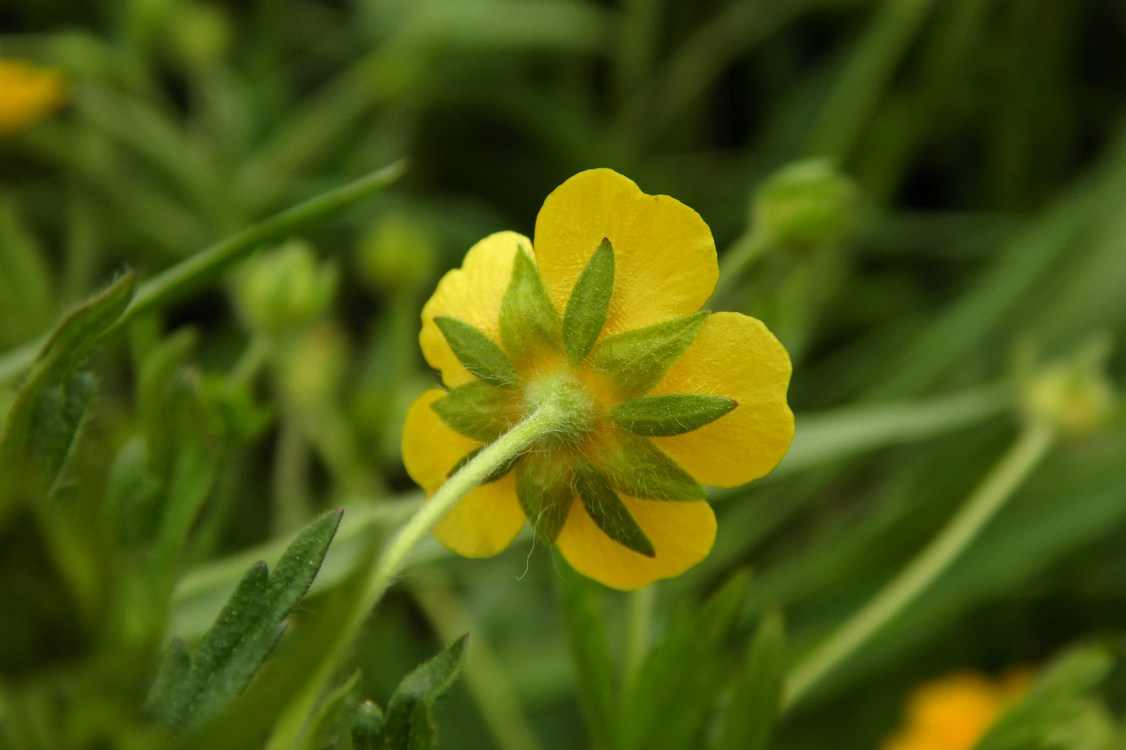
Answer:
[650,312,794,487]
[420,231,531,387]
[555,496,716,590]
[533,169,718,338]
[0,59,67,135]
[401,389,526,557]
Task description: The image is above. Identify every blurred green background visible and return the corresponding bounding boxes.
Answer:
[2,0,1126,748]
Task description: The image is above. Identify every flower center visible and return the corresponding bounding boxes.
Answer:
[522,369,598,447]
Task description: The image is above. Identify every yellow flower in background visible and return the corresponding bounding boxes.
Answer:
[0,59,67,136]
[402,169,794,590]
[883,670,1032,750]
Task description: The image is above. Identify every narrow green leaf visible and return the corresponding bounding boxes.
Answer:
[144,639,193,729]
[0,272,135,487]
[434,316,519,387]
[574,463,654,557]
[0,201,54,346]
[592,311,707,399]
[620,572,752,750]
[384,635,468,750]
[611,394,737,437]
[350,701,386,750]
[556,572,617,749]
[515,455,574,542]
[563,238,615,362]
[445,446,519,483]
[431,382,515,442]
[499,246,561,362]
[715,609,786,750]
[600,433,705,501]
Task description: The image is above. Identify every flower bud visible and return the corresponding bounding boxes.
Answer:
[275,322,348,408]
[234,240,338,335]
[753,159,861,251]
[1022,339,1117,437]
[358,215,437,294]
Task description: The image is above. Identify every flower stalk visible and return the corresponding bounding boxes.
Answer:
[782,420,1056,709]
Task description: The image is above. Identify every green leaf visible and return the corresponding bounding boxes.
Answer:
[0,201,54,347]
[592,311,707,399]
[715,609,786,750]
[499,246,561,362]
[434,316,520,387]
[556,572,617,750]
[515,454,574,542]
[610,394,737,437]
[384,635,468,750]
[146,508,343,730]
[974,646,1113,750]
[302,671,361,750]
[600,433,705,501]
[0,272,135,491]
[350,701,386,750]
[620,572,752,750]
[431,382,515,442]
[145,639,193,729]
[563,238,615,362]
[574,463,654,557]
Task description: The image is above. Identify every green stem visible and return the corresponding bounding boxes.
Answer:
[712,229,771,306]
[0,160,406,386]
[622,585,655,691]
[266,400,571,749]
[782,421,1055,709]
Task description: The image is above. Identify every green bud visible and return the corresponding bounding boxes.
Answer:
[275,322,348,407]
[592,311,707,399]
[235,240,337,335]
[610,393,737,437]
[499,247,561,365]
[351,701,386,750]
[358,215,437,293]
[599,432,705,501]
[574,462,654,558]
[563,239,615,363]
[1022,339,1117,437]
[434,317,519,387]
[753,159,861,251]
[431,382,517,442]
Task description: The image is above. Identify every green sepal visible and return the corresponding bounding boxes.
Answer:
[610,393,737,436]
[499,247,561,363]
[433,316,519,387]
[431,382,515,442]
[384,635,468,750]
[446,446,519,483]
[592,311,707,399]
[563,239,615,363]
[350,700,386,750]
[600,432,705,501]
[515,454,574,542]
[574,462,654,557]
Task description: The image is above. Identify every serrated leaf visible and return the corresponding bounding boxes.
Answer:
[574,463,654,557]
[591,311,707,399]
[515,454,574,542]
[384,635,468,750]
[147,508,343,730]
[0,272,135,489]
[620,572,752,750]
[351,701,386,750]
[563,239,615,362]
[715,609,785,750]
[499,246,560,364]
[431,382,515,442]
[600,432,705,501]
[434,317,519,387]
[611,394,737,437]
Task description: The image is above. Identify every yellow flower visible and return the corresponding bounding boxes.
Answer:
[0,59,67,136]
[401,169,794,590]
[883,670,1033,750]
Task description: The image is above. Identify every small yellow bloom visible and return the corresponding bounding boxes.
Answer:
[0,59,67,136]
[401,169,794,589]
[883,670,1032,750]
